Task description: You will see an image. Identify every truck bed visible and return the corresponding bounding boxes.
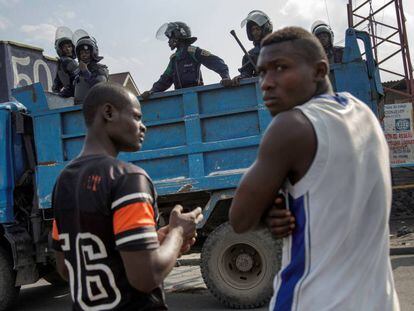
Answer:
[12,79,271,209]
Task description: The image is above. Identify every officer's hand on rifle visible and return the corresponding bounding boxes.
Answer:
[264,194,295,238]
[141,90,154,101]
[220,78,233,88]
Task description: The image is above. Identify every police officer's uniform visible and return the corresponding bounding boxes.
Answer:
[143,22,230,96]
[237,10,273,79]
[151,45,229,92]
[74,61,108,105]
[52,26,78,97]
[311,20,344,64]
[238,44,260,78]
[72,30,109,105]
[53,57,79,97]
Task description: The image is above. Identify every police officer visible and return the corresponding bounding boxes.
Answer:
[72,29,109,105]
[232,10,273,85]
[311,20,344,64]
[141,22,232,100]
[52,26,79,97]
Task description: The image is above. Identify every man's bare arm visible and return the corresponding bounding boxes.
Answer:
[120,206,202,293]
[120,227,184,293]
[229,110,316,233]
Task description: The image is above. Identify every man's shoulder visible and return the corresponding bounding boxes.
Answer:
[187,45,198,53]
[63,155,149,180]
[270,110,312,129]
[189,45,212,57]
[265,110,315,149]
[261,110,317,175]
[89,62,108,72]
[59,56,72,64]
[249,45,261,55]
[112,158,152,182]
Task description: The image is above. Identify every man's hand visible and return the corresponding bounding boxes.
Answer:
[220,78,233,87]
[169,205,203,239]
[79,61,88,72]
[231,75,242,86]
[179,236,196,255]
[157,225,169,244]
[265,195,295,238]
[141,90,153,100]
[158,224,196,255]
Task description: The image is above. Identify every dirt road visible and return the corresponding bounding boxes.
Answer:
[13,253,414,311]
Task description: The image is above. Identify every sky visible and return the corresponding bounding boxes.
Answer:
[0,0,413,92]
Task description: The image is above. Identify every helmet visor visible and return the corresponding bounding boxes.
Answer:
[156,23,172,41]
[72,29,90,45]
[55,26,73,43]
[241,10,270,28]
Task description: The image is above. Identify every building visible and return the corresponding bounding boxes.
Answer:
[108,72,140,96]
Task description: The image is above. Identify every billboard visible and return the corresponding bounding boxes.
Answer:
[383,102,414,167]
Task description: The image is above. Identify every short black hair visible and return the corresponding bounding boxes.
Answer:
[82,82,136,127]
[261,26,327,63]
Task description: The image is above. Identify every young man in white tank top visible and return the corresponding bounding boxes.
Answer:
[229,26,400,311]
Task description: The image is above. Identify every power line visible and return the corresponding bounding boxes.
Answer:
[324,0,331,26]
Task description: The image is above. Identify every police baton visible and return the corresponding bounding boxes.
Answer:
[230,30,258,73]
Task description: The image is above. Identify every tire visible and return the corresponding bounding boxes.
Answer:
[0,247,20,311]
[201,222,282,309]
[43,271,67,287]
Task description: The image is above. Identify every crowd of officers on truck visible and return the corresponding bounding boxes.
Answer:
[52,10,343,104]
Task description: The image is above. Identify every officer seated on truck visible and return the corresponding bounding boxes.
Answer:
[52,26,79,98]
[232,10,273,86]
[141,22,232,100]
[72,29,109,105]
[52,82,202,310]
[311,20,344,64]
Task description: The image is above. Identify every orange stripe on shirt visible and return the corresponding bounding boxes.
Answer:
[52,219,59,241]
[113,202,156,235]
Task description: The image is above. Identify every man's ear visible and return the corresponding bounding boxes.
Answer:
[314,60,329,82]
[102,103,117,122]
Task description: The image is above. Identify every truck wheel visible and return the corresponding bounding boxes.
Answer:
[201,222,282,309]
[0,247,20,311]
[43,271,67,286]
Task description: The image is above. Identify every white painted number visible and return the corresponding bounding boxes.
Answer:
[11,56,53,91]
[11,56,32,87]
[33,59,53,91]
[58,233,121,310]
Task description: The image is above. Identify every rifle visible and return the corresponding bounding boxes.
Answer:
[230,30,258,73]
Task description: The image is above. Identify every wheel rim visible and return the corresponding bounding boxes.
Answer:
[217,242,266,290]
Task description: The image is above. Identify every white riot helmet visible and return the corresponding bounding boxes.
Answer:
[54,26,75,58]
[311,20,334,45]
[241,10,273,41]
[73,29,103,62]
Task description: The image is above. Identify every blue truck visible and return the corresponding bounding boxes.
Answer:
[0,29,383,310]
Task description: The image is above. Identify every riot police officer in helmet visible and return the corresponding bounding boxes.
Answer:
[141,22,232,100]
[232,10,273,86]
[72,29,109,105]
[311,20,344,64]
[52,26,79,98]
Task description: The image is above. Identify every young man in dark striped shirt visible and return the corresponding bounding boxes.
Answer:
[52,82,202,310]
